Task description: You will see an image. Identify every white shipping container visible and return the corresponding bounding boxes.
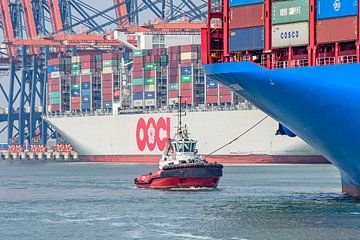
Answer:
[180,52,198,60]
[71,56,81,63]
[103,67,118,74]
[145,99,156,106]
[168,98,179,105]
[272,22,309,48]
[133,100,143,107]
[50,71,63,78]
[144,85,156,92]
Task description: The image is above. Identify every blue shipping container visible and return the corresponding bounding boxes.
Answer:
[103,102,112,108]
[230,0,263,7]
[82,89,91,95]
[229,27,264,52]
[48,65,64,73]
[317,0,358,20]
[82,95,91,103]
[145,91,155,99]
[71,90,80,97]
[181,67,192,75]
[82,82,91,90]
[133,92,143,100]
[82,103,91,110]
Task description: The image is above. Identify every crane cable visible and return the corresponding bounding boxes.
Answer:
[205,115,269,157]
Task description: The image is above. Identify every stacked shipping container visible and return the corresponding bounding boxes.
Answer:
[47,57,71,112]
[47,45,239,113]
[271,0,310,48]
[229,0,264,52]
[316,0,358,43]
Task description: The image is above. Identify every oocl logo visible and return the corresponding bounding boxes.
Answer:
[136,117,171,152]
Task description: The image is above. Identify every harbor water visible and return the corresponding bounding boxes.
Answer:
[0,162,359,240]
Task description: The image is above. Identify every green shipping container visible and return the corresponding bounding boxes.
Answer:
[71,70,81,76]
[144,77,155,85]
[160,56,168,63]
[133,50,148,57]
[71,63,81,70]
[72,83,80,89]
[102,60,118,67]
[169,83,179,90]
[144,63,159,71]
[272,0,309,25]
[133,78,143,86]
[51,91,60,98]
[181,75,192,83]
[51,97,60,105]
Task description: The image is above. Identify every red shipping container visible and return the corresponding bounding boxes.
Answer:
[133,64,143,72]
[229,4,264,29]
[180,44,200,52]
[168,90,179,98]
[81,61,96,69]
[181,97,192,104]
[168,46,181,54]
[102,81,112,88]
[48,78,60,84]
[133,71,143,79]
[72,76,81,83]
[71,97,80,103]
[103,94,112,101]
[51,105,60,111]
[206,95,218,104]
[220,94,232,103]
[181,82,192,90]
[102,52,119,60]
[206,88,218,96]
[317,16,357,44]
[181,89,193,97]
[81,55,97,62]
[220,85,232,95]
[133,85,143,92]
[71,103,80,110]
[102,73,113,81]
[133,57,145,64]
[102,87,113,95]
[81,75,91,81]
[50,84,60,91]
[144,70,156,78]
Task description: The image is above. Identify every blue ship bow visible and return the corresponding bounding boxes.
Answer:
[204,62,360,197]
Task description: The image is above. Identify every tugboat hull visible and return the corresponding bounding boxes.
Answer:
[136,177,220,189]
[135,164,223,189]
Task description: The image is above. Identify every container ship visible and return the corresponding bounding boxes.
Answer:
[43,0,360,165]
[43,33,324,164]
[201,0,360,196]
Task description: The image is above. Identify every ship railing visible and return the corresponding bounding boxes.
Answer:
[272,61,289,69]
[338,55,357,64]
[46,103,258,118]
[315,57,335,66]
[291,59,309,68]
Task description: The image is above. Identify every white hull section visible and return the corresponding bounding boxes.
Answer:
[45,110,319,157]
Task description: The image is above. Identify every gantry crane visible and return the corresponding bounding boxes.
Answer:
[0,0,208,152]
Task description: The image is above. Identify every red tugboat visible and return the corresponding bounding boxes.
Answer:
[134,99,223,189]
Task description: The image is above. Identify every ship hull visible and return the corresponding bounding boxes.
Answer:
[45,110,323,164]
[204,62,360,197]
[79,154,327,164]
[136,177,220,189]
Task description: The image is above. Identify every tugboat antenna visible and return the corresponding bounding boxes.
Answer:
[178,95,182,134]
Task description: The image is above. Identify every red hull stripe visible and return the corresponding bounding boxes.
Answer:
[79,155,329,164]
[136,177,220,189]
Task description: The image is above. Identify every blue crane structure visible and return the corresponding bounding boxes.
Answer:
[0,0,207,152]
